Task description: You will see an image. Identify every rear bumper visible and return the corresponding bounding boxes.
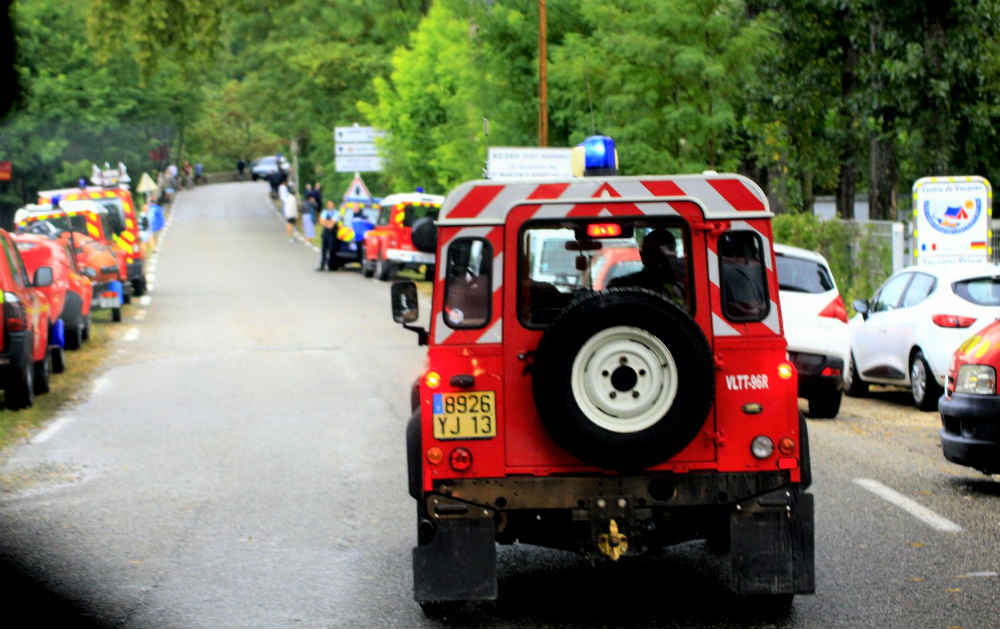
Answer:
[788,351,844,398]
[939,393,1000,472]
[386,248,434,265]
[91,281,123,310]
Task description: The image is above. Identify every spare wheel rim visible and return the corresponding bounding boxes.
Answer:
[570,325,679,433]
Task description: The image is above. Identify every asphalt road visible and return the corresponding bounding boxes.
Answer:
[0,182,997,628]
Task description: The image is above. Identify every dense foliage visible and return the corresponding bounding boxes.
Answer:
[3,0,1000,240]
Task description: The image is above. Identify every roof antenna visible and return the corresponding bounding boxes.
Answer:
[584,67,596,134]
[482,117,490,179]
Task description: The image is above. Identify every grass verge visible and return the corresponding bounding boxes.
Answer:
[0,304,134,450]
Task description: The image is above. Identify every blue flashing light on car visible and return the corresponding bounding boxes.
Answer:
[570,135,618,177]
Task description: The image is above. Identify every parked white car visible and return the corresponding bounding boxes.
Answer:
[775,243,850,418]
[846,263,1000,410]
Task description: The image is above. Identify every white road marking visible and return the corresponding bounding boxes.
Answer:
[32,416,73,444]
[92,377,109,395]
[139,296,152,306]
[124,327,140,342]
[854,478,962,533]
[961,571,998,578]
[133,310,147,321]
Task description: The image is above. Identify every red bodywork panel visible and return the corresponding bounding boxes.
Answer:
[15,233,93,322]
[417,196,802,492]
[0,230,50,361]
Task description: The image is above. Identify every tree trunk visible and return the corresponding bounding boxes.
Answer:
[835,7,858,219]
[868,132,897,220]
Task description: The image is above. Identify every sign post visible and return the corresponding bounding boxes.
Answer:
[913,176,992,265]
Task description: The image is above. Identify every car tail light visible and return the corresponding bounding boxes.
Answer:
[449,447,473,471]
[3,292,28,332]
[425,447,444,465]
[820,366,842,377]
[818,295,848,323]
[586,223,623,238]
[932,314,977,328]
[777,362,794,380]
[425,371,441,388]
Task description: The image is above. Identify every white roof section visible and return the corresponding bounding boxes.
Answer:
[438,173,770,224]
[774,243,831,266]
[380,192,444,207]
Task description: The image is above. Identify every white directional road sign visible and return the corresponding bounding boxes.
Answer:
[335,126,383,143]
[335,142,378,156]
[335,155,384,173]
[487,146,573,179]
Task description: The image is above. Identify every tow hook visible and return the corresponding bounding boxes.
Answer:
[597,519,628,561]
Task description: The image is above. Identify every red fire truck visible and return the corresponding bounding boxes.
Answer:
[390,136,814,615]
[361,191,443,281]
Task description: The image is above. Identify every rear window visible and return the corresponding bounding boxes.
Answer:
[776,254,834,294]
[402,204,439,227]
[718,231,770,322]
[953,277,1000,305]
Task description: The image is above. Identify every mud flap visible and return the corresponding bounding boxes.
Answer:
[728,490,814,594]
[413,518,498,602]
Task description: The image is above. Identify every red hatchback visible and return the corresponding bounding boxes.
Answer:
[15,232,93,352]
[0,229,54,409]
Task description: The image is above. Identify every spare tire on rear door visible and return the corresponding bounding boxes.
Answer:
[411,216,437,253]
[532,288,714,471]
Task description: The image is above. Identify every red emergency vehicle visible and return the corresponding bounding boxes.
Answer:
[361,192,443,281]
[16,205,127,322]
[14,232,93,352]
[940,319,1000,474]
[38,186,146,296]
[389,137,813,615]
[0,228,54,408]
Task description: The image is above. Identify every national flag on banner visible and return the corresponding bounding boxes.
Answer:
[971,241,987,249]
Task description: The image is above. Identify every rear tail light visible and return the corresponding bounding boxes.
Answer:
[3,292,28,332]
[818,295,848,323]
[425,446,444,465]
[424,371,441,388]
[777,362,794,380]
[932,314,977,328]
[778,437,796,455]
[449,447,473,471]
[820,366,842,377]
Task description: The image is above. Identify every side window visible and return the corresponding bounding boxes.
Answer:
[0,235,21,287]
[718,231,769,322]
[443,238,493,329]
[872,274,911,312]
[377,206,391,226]
[901,273,936,307]
[8,240,29,287]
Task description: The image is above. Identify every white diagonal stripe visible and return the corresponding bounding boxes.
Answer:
[854,478,962,533]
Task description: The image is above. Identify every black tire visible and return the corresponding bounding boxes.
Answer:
[32,351,51,395]
[375,254,395,281]
[910,350,942,411]
[132,277,147,297]
[81,314,91,341]
[411,217,437,253]
[360,245,375,277]
[65,324,83,350]
[532,288,714,471]
[844,352,868,397]
[112,307,122,323]
[798,412,812,490]
[5,357,34,410]
[806,389,842,419]
[50,346,66,374]
[418,601,464,619]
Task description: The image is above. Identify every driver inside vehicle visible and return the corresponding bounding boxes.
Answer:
[608,228,687,306]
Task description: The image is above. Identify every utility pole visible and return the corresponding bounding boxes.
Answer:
[538,0,548,147]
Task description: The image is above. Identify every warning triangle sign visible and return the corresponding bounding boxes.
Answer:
[342,173,372,202]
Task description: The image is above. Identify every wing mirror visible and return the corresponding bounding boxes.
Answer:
[33,266,53,288]
[391,280,427,345]
[853,298,869,319]
[81,267,97,279]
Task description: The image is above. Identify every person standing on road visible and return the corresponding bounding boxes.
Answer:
[283,184,298,241]
[237,158,246,179]
[317,200,340,271]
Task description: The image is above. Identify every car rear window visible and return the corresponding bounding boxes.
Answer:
[402,204,439,227]
[953,276,1000,305]
[776,254,834,294]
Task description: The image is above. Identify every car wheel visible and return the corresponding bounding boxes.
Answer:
[5,356,34,410]
[132,277,147,297]
[807,389,842,419]
[65,324,82,350]
[532,288,714,471]
[361,246,375,277]
[112,307,122,323]
[910,350,942,411]
[81,314,91,341]
[375,254,395,281]
[32,350,51,395]
[51,346,66,374]
[844,352,868,397]
[418,601,464,619]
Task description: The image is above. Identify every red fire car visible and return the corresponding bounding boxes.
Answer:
[0,228,54,409]
[389,138,813,615]
[361,192,443,281]
[14,232,93,352]
[939,319,1000,474]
